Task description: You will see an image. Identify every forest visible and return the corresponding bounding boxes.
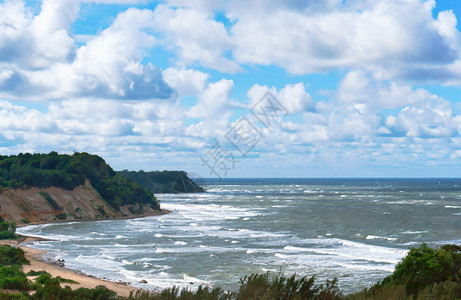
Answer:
[0,152,158,210]
[117,170,205,193]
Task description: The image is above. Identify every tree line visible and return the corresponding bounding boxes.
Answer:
[117,170,205,194]
[0,152,158,210]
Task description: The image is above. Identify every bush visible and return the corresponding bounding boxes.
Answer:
[26,270,48,276]
[350,243,461,299]
[0,265,30,291]
[0,245,28,266]
[31,280,117,300]
[120,273,342,300]
[384,243,459,295]
[237,272,342,300]
[0,218,18,240]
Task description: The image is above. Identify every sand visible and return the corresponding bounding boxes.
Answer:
[0,237,139,297]
[0,210,173,297]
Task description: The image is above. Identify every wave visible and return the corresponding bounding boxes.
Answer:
[401,230,428,235]
[365,235,398,241]
[445,205,461,209]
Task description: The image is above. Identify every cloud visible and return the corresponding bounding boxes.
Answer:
[0,0,78,69]
[162,68,209,98]
[154,0,460,82]
[3,0,460,103]
[0,2,173,100]
[337,70,436,109]
[188,79,234,119]
[385,98,457,138]
[0,0,460,176]
[81,0,149,3]
[233,0,456,74]
[152,5,241,73]
[0,100,54,134]
[247,83,313,114]
[186,79,235,140]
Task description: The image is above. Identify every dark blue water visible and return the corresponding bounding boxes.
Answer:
[17,178,461,292]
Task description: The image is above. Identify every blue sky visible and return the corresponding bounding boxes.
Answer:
[0,0,460,178]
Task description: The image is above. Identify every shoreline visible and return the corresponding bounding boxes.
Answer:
[1,237,139,297]
[16,208,172,228]
[3,209,173,297]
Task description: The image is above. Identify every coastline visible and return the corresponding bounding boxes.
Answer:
[1,237,138,297]
[16,208,172,228]
[2,209,173,297]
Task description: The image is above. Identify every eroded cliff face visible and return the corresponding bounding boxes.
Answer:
[0,180,160,225]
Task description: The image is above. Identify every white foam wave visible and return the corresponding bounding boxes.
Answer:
[161,202,259,222]
[401,230,428,235]
[183,274,209,285]
[281,238,407,266]
[365,235,397,241]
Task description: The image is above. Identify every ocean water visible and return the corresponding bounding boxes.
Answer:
[17,178,461,293]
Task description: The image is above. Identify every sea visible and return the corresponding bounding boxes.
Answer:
[16,178,461,293]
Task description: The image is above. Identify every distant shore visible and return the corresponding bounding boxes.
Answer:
[3,209,173,297]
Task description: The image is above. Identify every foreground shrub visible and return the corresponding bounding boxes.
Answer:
[0,217,18,240]
[123,286,233,300]
[237,273,342,300]
[348,243,461,299]
[31,279,117,300]
[121,273,341,300]
[0,246,28,266]
[384,243,461,295]
[0,265,30,291]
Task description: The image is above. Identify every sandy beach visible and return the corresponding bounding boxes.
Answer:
[0,237,139,297]
[1,210,172,297]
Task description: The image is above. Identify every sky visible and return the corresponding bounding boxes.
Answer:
[0,0,460,178]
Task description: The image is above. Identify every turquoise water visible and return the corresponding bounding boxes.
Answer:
[17,179,461,293]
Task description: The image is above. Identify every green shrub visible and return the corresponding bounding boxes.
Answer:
[26,270,48,276]
[350,243,461,299]
[0,218,18,240]
[35,272,52,285]
[0,265,30,291]
[31,280,117,300]
[237,272,342,300]
[0,231,18,240]
[384,243,459,295]
[0,245,28,266]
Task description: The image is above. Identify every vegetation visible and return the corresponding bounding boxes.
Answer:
[0,152,158,210]
[0,246,30,292]
[117,170,205,194]
[0,217,17,240]
[236,273,341,300]
[347,243,461,299]
[0,245,28,267]
[0,245,116,299]
[1,242,461,299]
